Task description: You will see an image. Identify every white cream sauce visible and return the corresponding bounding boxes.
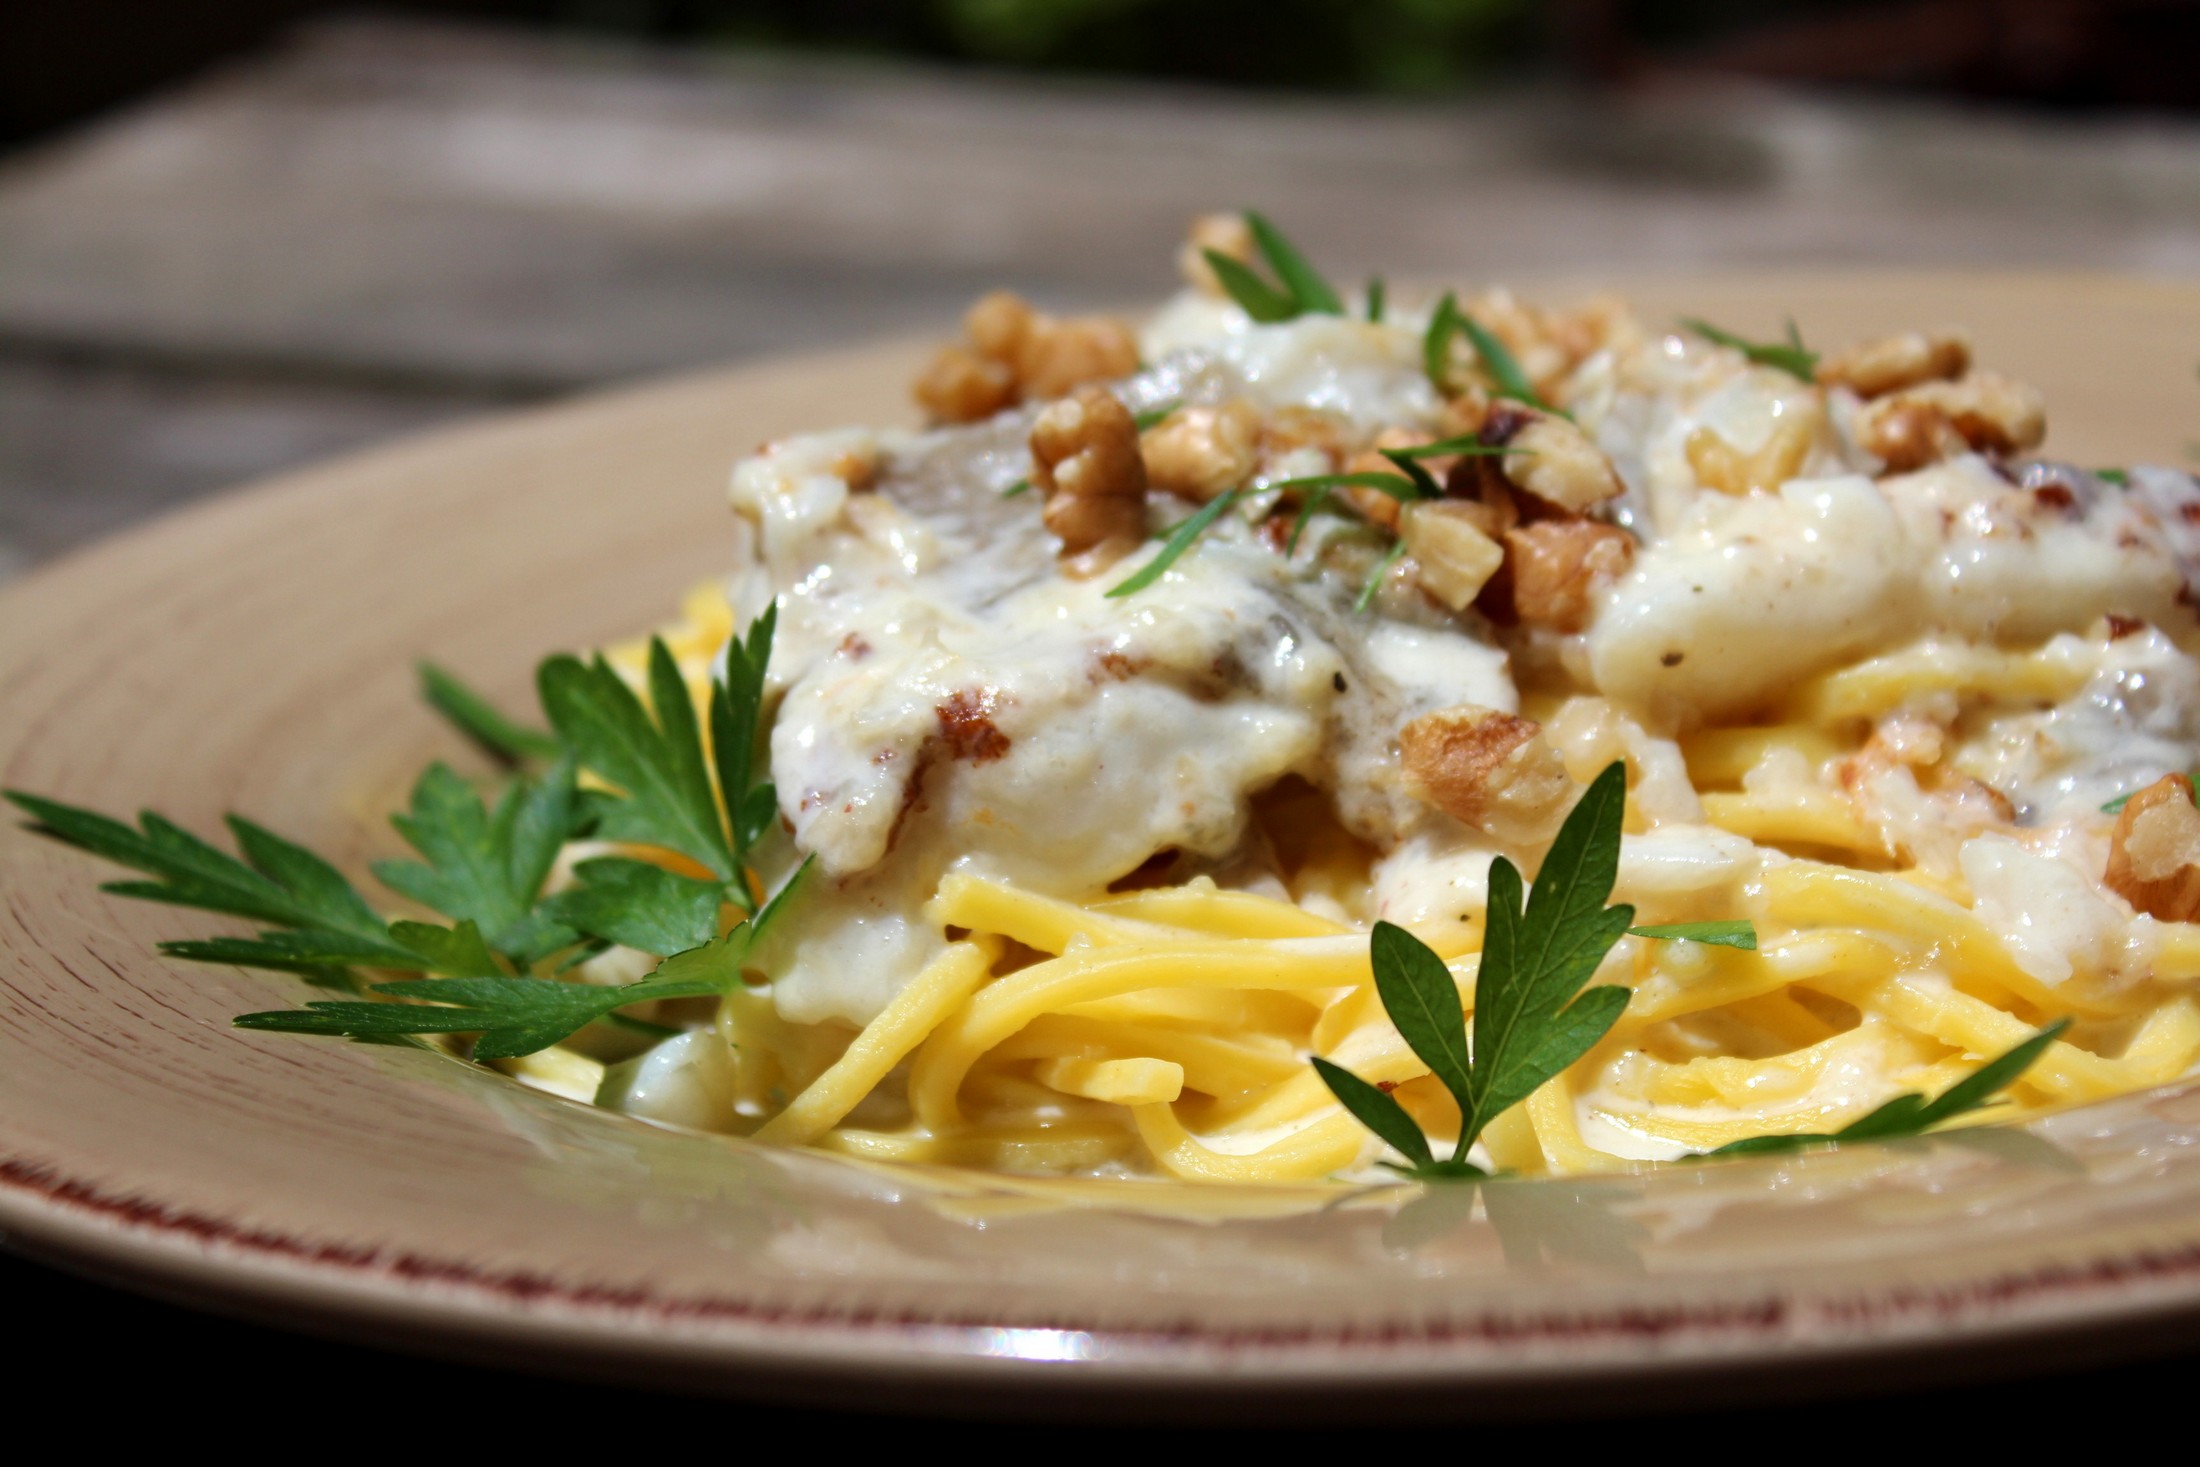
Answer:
[720,291,2200,1083]
[734,309,1506,1024]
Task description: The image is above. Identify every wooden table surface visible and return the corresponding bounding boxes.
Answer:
[6,15,2200,580]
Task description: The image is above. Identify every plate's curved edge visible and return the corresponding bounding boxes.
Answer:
[9,1136,2200,1420]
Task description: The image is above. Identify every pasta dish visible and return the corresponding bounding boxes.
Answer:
[19,215,2200,1185]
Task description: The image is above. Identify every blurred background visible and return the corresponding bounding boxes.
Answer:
[5,0,2200,581]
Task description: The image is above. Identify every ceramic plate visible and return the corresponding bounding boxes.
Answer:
[7,274,2200,1421]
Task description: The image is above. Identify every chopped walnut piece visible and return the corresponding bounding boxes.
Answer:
[964,290,1035,361]
[914,291,1140,424]
[1401,502,1505,611]
[1685,413,1816,496]
[1816,330,1970,398]
[912,345,1017,424]
[2106,775,2200,922]
[1504,411,1623,514]
[1177,213,1256,296]
[1337,427,1435,530]
[1259,405,1351,471]
[1031,387,1148,566]
[1018,316,1141,401]
[1855,369,2047,472]
[1400,704,1575,845]
[1142,400,1260,501]
[1439,386,1492,439]
[1505,520,1634,632]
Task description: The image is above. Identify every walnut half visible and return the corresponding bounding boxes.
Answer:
[1400,705,1575,846]
[1504,520,1634,632]
[1815,330,1970,398]
[1031,387,1148,568]
[1854,370,2046,473]
[2105,775,2200,923]
[1493,407,1624,515]
[1141,400,1259,502]
[915,291,1140,424]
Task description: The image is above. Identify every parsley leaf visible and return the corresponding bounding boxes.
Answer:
[1204,213,1341,323]
[416,662,563,767]
[1681,318,1819,382]
[710,602,780,903]
[1000,478,1032,498]
[371,759,584,964]
[1316,761,1636,1178]
[538,855,725,956]
[1627,920,1758,950]
[0,790,520,981]
[1132,401,1182,432]
[1699,1018,2070,1158]
[2096,468,2131,486]
[539,637,737,882]
[234,857,814,1058]
[6,792,402,951]
[1106,488,1243,598]
[236,969,721,1061]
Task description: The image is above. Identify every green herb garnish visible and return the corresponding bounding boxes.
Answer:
[3,791,445,981]
[2096,467,2131,486]
[537,607,777,914]
[1132,401,1182,432]
[1352,539,1408,613]
[1314,761,1636,1178]
[418,662,564,767]
[236,860,813,1058]
[1275,472,1416,556]
[1365,277,1386,324]
[1695,1018,2069,1158]
[1106,488,1243,598]
[1626,920,1758,950]
[1378,447,1443,499]
[9,605,805,1060]
[1246,211,1342,316]
[1682,318,1819,382]
[1423,290,1552,412]
[1204,212,1341,323]
[1385,435,1518,462]
[372,758,585,964]
[1000,477,1031,498]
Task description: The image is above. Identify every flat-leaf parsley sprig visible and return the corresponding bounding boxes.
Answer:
[7,604,808,1060]
[1314,761,1637,1178]
[1313,757,2063,1174]
[235,859,813,1057]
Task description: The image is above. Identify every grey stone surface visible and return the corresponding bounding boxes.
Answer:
[6,16,2200,577]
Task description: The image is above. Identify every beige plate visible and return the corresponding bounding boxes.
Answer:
[7,273,2200,1421]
